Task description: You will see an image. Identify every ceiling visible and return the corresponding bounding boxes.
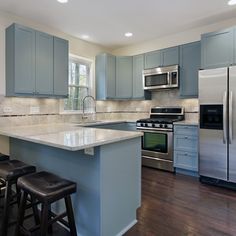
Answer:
[0,0,236,49]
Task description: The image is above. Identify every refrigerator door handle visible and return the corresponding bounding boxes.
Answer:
[229,91,233,144]
[223,91,227,144]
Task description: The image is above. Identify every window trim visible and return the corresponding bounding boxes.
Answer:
[60,54,94,114]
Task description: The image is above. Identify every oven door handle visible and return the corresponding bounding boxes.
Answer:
[136,128,172,133]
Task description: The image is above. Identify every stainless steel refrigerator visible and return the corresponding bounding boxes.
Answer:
[199,66,236,183]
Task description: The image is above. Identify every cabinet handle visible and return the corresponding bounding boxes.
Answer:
[184,136,188,139]
[184,153,188,156]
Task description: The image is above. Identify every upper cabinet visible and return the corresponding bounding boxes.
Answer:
[53,37,69,96]
[144,46,179,69]
[6,23,69,98]
[95,53,116,100]
[95,53,151,100]
[144,50,162,69]
[35,31,54,95]
[116,56,133,99]
[201,28,234,69]
[132,54,151,99]
[162,46,179,67]
[179,41,201,98]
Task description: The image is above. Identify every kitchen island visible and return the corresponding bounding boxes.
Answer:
[0,124,142,236]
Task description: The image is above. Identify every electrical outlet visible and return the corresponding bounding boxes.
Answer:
[3,106,12,113]
[30,106,40,114]
[84,147,94,156]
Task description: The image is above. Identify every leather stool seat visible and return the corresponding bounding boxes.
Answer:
[0,154,9,162]
[0,160,36,181]
[18,171,76,202]
[16,171,77,236]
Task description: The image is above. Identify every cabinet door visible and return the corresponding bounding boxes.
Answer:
[14,25,35,94]
[144,50,162,69]
[133,54,145,98]
[35,31,53,95]
[162,46,179,66]
[53,37,69,96]
[179,41,200,98]
[201,28,234,69]
[96,53,116,100]
[116,56,133,98]
[106,54,116,99]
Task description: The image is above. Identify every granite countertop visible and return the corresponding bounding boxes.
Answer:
[0,123,142,151]
[173,120,199,126]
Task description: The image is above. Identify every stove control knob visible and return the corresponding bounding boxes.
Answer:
[163,124,168,128]
[145,123,148,127]
[152,123,155,128]
[141,123,144,127]
[159,124,163,128]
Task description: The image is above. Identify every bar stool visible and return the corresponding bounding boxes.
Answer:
[15,171,77,236]
[0,160,36,236]
[0,154,9,189]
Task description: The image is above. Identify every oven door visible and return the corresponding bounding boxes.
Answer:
[140,129,174,171]
[141,129,173,160]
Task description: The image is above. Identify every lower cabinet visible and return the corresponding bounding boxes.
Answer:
[174,124,199,175]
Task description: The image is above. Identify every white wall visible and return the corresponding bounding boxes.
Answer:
[0,10,110,95]
[112,16,236,56]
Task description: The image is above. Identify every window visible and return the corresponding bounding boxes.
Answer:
[64,56,92,111]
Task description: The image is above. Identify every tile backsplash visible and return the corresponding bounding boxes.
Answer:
[0,89,199,126]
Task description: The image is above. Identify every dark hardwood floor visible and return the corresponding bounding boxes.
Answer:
[4,167,236,236]
[125,167,236,236]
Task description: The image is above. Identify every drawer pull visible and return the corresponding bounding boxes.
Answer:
[184,136,188,139]
[184,153,188,156]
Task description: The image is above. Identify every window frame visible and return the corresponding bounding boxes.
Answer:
[60,54,94,114]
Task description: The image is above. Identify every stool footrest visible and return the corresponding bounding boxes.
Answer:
[49,211,68,227]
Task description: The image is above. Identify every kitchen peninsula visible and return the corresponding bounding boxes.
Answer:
[0,123,142,236]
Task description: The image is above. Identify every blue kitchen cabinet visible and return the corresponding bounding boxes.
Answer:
[179,41,201,98]
[35,31,54,95]
[116,56,133,99]
[96,53,116,100]
[201,28,234,69]
[144,50,162,69]
[174,124,199,175]
[53,37,69,97]
[6,24,35,95]
[6,23,69,97]
[161,46,179,66]
[132,54,151,100]
[144,46,179,69]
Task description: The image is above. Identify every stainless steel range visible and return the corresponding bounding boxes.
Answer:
[136,107,184,172]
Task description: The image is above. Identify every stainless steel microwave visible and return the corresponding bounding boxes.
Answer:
[143,65,179,90]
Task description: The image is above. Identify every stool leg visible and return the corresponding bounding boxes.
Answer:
[15,191,28,236]
[40,202,49,236]
[48,205,53,234]
[65,196,77,236]
[31,195,40,225]
[1,180,12,236]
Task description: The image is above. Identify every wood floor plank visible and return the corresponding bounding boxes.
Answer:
[125,167,236,236]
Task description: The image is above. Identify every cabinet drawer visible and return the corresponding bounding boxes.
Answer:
[174,135,198,152]
[174,125,198,136]
[174,151,198,171]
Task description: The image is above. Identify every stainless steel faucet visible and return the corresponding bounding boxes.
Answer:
[82,95,96,120]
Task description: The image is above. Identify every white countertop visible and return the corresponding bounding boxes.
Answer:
[0,123,142,151]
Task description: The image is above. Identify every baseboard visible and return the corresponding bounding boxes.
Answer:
[116,219,137,236]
